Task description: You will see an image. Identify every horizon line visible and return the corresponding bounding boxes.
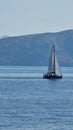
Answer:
[0,29,73,38]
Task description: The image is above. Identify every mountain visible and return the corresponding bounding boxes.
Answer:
[0,30,73,66]
[0,35,8,39]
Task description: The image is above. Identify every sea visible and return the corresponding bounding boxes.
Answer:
[0,66,73,130]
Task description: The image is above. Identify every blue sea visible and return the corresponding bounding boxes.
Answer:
[0,66,73,130]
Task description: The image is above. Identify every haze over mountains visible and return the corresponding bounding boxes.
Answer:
[0,30,73,66]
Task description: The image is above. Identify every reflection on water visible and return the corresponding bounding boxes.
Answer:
[0,66,73,130]
[0,66,72,79]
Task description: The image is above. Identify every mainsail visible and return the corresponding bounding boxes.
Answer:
[48,45,62,77]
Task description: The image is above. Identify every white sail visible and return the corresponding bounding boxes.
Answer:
[54,50,62,76]
[48,46,55,73]
[48,45,62,76]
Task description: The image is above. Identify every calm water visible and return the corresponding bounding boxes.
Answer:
[0,66,73,130]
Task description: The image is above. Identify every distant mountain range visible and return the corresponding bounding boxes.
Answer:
[0,30,73,66]
[0,35,8,39]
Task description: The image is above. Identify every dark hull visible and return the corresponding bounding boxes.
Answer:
[43,74,62,79]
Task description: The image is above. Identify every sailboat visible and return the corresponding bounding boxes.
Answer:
[43,45,62,79]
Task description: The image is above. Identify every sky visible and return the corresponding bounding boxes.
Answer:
[0,0,73,36]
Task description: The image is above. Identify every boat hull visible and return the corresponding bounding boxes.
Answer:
[43,74,62,79]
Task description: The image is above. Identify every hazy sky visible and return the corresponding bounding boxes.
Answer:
[0,0,73,36]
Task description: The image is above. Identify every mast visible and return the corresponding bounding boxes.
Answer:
[53,45,55,74]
